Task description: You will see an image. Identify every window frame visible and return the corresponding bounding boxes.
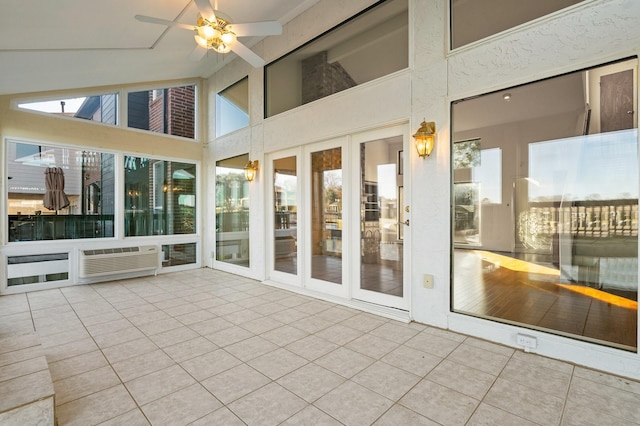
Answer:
[126,83,198,141]
[123,155,199,238]
[449,57,639,351]
[3,137,120,245]
[11,80,200,142]
[12,91,120,127]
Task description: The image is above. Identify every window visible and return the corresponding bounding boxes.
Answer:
[14,84,198,140]
[216,154,250,266]
[265,0,408,117]
[162,243,197,267]
[17,94,118,124]
[216,77,249,137]
[128,85,196,139]
[124,157,197,237]
[6,140,115,242]
[450,0,585,49]
[451,58,639,350]
[7,253,69,286]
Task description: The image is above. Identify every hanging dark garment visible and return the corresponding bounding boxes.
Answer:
[43,167,70,211]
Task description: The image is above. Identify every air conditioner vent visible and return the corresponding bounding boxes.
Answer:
[79,245,158,278]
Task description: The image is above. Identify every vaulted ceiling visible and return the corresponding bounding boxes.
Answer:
[0,0,319,95]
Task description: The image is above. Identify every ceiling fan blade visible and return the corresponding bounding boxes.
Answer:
[228,21,283,37]
[230,41,265,68]
[189,45,208,61]
[135,15,194,31]
[193,0,216,22]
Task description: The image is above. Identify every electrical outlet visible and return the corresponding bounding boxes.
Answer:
[516,333,537,350]
[423,274,434,289]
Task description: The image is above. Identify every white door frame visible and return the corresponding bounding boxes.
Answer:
[303,136,350,299]
[350,124,411,310]
[265,148,304,288]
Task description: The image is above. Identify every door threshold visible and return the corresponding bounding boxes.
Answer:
[263,279,411,323]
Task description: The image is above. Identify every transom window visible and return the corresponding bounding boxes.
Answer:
[265,0,408,117]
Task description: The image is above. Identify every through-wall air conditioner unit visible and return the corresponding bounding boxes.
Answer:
[79,246,159,278]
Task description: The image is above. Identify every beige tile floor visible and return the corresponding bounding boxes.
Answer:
[2,268,640,425]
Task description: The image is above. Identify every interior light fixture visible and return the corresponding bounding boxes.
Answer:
[194,14,236,54]
[503,93,512,101]
[244,160,259,182]
[413,120,436,158]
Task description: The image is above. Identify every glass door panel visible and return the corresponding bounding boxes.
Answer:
[310,147,343,285]
[360,138,403,296]
[215,154,250,267]
[273,156,298,275]
[352,126,409,310]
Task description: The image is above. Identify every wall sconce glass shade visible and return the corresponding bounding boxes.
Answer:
[413,120,436,158]
[244,160,259,182]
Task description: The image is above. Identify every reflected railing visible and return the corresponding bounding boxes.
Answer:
[516,199,638,294]
[9,214,115,242]
[518,199,638,245]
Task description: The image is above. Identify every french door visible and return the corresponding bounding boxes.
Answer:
[351,125,410,310]
[266,125,409,310]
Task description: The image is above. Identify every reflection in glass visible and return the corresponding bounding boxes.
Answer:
[128,85,195,139]
[18,94,118,124]
[162,243,197,267]
[311,148,342,284]
[216,154,250,267]
[265,0,407,117]
[216,77,249,137]
[274,157,298,274]
[124,157,196,237]
[452,59,638,350]
[7,141,115,241]
[450,0,584,49]
[360,138,403,296]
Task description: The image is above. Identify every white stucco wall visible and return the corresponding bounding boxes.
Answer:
[207,0,640,379]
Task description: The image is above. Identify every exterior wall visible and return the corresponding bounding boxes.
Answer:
[207,0,640,379]
[168,86,196,139]
[149,90,165,134]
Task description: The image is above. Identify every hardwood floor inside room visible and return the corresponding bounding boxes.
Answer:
[453,249,638,350]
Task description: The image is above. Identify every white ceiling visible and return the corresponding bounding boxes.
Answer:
[0,0,319,96]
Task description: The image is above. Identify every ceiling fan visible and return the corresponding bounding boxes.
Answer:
[135,0,282,67]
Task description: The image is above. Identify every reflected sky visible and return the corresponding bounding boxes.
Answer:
[529,129,638,201]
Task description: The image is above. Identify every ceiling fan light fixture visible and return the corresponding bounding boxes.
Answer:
[135,1,281,67]
[213,42,231,53]
[194,35,209,49]
[198,24,217,39]
[220,31,236,44]
[193,13,236,53]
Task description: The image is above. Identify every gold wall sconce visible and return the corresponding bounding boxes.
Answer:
[413,120,436,158]
[244,160,259,182]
